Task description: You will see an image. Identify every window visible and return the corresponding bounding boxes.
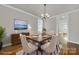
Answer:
[38,19,43,33]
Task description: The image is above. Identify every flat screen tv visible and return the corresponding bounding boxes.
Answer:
[14,19,28,30]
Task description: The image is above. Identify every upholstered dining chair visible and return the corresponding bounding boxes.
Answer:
[20,34,38,55]
[41,35,59,55]
[57,33,67,50]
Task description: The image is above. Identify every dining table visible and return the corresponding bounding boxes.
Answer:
[25,34,52,55]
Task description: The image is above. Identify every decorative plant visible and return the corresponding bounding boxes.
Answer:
[0,26,5,41]
[42,28,47,35]
[43,28,46,32]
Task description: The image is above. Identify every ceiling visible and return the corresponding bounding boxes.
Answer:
[9,4,79,18]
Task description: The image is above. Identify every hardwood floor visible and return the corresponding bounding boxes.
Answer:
[59,42,79,55]
[0,45,22,55]
[0,42,79,55]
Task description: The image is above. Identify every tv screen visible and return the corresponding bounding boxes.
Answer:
[14,19,28,30]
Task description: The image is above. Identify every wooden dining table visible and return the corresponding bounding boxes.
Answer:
[25,34,52,55]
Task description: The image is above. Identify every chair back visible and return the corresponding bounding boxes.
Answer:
[48,35,58,53]
[20,34,31,53]
[57,33,67,48]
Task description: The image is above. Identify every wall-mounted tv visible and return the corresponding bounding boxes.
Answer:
[14,19,28,30]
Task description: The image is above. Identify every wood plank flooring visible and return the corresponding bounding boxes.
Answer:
[59,42,79,55]
[0,45,22,55]
[0,42,79,55]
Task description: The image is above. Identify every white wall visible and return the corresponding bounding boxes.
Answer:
[0,5,38,46]
[69,11,79,43]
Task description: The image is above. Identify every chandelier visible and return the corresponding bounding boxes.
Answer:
[41,4,50,20]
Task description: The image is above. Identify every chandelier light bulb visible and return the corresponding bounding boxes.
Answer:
[45,13,50,17]
[45,13,48,16]
[41,14,44,17]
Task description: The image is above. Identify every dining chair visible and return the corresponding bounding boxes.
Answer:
[41,35,58,55]
[57,33,67,50]
[20,34,38,55]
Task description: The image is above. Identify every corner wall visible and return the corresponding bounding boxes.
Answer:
[69,11,79,43]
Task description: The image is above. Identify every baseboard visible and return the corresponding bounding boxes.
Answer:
[3,43,12,47]
[69,40,79,45]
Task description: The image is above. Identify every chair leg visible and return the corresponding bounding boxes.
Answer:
[54,51,56,55]
[27,53,30,55]
[56,45,58,53]
[23,52,29,55]
[36,50,38,55]
[50,53,52,55]
[40,50,43,55]
[23,52,25,55]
